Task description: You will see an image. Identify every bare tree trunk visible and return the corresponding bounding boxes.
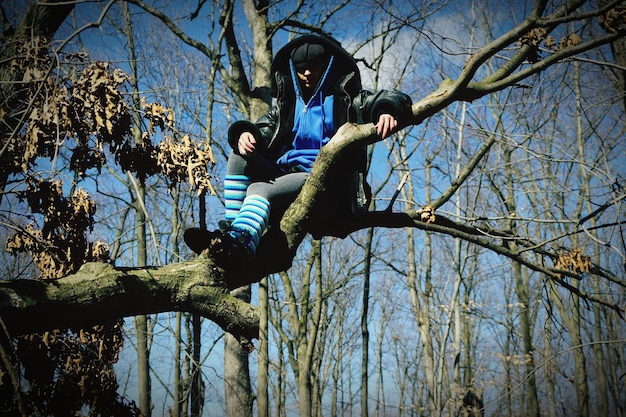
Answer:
[295,241,322,417]
[133,184,152,415]
[258,278,269,417]
[361,227,373,417]
[276,318,286,417]
[451,103,467,417]
[547,278,590,417]
[182,315,193,415]
[225,287,253,417]
[171,185,183,417]
[220,1,272,413]
[543,318,558,417]
[406,145,438,415]
[135,314,152,417]
[122,4,153,414]
[590,284,610,417]
[188,314,202,416]
[502,142,540,417]
[502,284,514,416]
[191,197,206,416]
[606,318,626,417]
[512,263,540,417]
[374,310,387,417]
[173,312,182,417]
[331,311,343,417]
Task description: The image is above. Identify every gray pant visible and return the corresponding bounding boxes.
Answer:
[227,152,309,218]
[227,150,358,224]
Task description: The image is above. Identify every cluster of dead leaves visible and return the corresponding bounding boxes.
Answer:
[17,57,215,192]
[518,3,624,64]
[519,28,583,63]
[6,178,109,279]
[64,62,131,178]
[418,205,436,223]
[70,62,131,148]
[3,35,61,173]
[599,4,626,33]
[14,321,138,416]
[9,35,49,83]
[8,40,217,281]
[22,323,124,365]
[157,134,216,195]
[142,96,174,134]
[115,135,160,183]
[518,2,626,61]
[554,247,592,276]
[18,61,131,177]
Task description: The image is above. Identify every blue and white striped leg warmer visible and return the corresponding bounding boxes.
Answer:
[229,195,270,255]
[224,174,251,222]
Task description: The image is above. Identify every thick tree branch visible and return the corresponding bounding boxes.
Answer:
[0,257,259,348]
[410,0,623,122]
[474,30,626,96]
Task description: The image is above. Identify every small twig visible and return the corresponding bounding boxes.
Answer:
[385,171,411,212]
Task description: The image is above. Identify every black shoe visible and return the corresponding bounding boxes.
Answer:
[208,228,254,267]
[183,228,221,255]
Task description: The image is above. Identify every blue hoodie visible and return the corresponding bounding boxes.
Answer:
[276,56,336,172]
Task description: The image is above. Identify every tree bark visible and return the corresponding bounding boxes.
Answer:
[191,313,204,416]
[512,264,540,417]
[173,312,182,417]
[224,287,253,417]
[135,314,152,417]
[257,278,269,417]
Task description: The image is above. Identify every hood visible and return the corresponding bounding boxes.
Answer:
[270,33,361,98]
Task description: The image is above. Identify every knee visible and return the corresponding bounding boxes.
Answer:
[226,151,248,175]
[246,182,269,199]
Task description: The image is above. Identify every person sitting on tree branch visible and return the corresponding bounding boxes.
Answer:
[184,33,413,267]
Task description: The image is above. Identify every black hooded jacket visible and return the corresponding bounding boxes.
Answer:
[227,33,413,211]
